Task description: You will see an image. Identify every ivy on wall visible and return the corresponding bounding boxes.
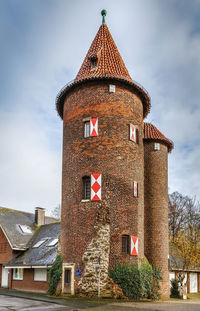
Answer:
[48,254,63,295]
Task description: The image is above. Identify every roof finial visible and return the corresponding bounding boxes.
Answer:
[101,9,107,24]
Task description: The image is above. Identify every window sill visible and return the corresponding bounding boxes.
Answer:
[81,199,90,202]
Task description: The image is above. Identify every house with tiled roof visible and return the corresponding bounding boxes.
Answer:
[0,206,59,292]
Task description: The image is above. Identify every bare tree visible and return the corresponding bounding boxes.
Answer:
[50,204,61,220]
[169,192,200,270]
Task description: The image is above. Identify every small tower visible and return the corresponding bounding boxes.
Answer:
[143,122,173,299]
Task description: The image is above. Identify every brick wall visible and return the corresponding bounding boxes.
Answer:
[144,141,169,299]
[11,269,49,292]
[0,227,13,265]
[61,81,145,291]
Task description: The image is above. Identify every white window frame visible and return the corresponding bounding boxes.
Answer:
[34,268,47,282]
[13,268,23,280]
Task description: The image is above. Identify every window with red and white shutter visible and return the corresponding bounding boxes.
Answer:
[91,174,101,201]
[130,236,138,256]
[130,123,136,143]
[90,118,98,136]
[133,181,138,197]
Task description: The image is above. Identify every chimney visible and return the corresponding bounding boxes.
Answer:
[35,207,45,226]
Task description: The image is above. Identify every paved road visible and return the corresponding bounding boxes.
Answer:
[0,294,69,311]
[1,294,200,311]
[83,300,200,311]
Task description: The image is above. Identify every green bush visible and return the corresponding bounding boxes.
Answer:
[151,264,162,300]
[170,279,180,298]
[48,254,63,295]
[109,260,162,300]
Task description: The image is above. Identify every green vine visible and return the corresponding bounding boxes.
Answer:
[48,254,63,295]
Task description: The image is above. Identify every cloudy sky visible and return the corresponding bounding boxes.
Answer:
[0,0,199,214]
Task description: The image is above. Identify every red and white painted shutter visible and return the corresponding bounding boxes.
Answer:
[130,124,136,143]
[133,181,138,197]
[90,118,98,137]
[130,236,138,256]
[91,174,101,201]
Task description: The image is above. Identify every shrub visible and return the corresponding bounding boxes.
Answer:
[48,254,63,295]
[151,264,162,300]
[170,279,180,298]
[109,260,162,300]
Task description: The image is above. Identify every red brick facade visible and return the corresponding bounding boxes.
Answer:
[61,81,145,288]
[57,18,172,298]
[0,227,13,288]
[11,269,49,292]
[144,141,169,298]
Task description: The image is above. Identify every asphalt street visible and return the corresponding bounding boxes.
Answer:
[1,294,200,311]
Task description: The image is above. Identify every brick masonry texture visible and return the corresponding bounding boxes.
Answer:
[0,227,13,288]
[11,269,49,292]
[144,141,169,299]
[61,81,145,293]
[0,228,13,265]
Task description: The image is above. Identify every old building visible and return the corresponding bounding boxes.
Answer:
[0,206,59,292]
[56,10,173,298]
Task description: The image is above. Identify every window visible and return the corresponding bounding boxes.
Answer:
[83,176,91,200]
[84,119,98,137]
[13,268,23,280]
[130,124,137,143]
[47,238,58,247]
[133,181,138,198]
[154,143,160,151]
[91,59,97,68]
[34,268,47,282]
[18,224,32,234]
[89,55,98,70]
[109,84,116,93]
[84,121,90,138]
[122,235,130,254]
[32,239,47,248]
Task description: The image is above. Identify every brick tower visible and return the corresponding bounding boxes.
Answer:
[143,123,173,298]
[56,10,173,298]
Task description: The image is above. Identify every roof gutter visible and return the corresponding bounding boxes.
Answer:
[5,265,52,269]
[4,266,31,269]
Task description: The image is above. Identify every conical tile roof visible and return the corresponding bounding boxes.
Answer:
[56,15,151,119]
[143,123,173,152]
[75,24,132,82]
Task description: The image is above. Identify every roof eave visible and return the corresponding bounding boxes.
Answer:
[56,76,151,120]
[143,137,173,153]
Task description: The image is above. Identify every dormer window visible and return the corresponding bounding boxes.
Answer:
[88,54,98,70]
[91,58,97,68]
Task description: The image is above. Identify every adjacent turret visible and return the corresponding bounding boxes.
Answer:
[143,122,173,298]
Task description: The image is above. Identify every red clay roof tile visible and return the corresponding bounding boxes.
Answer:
[75,24,131,82]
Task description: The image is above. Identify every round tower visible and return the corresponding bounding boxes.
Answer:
[56,12,150,296]
[143,122,173,299]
